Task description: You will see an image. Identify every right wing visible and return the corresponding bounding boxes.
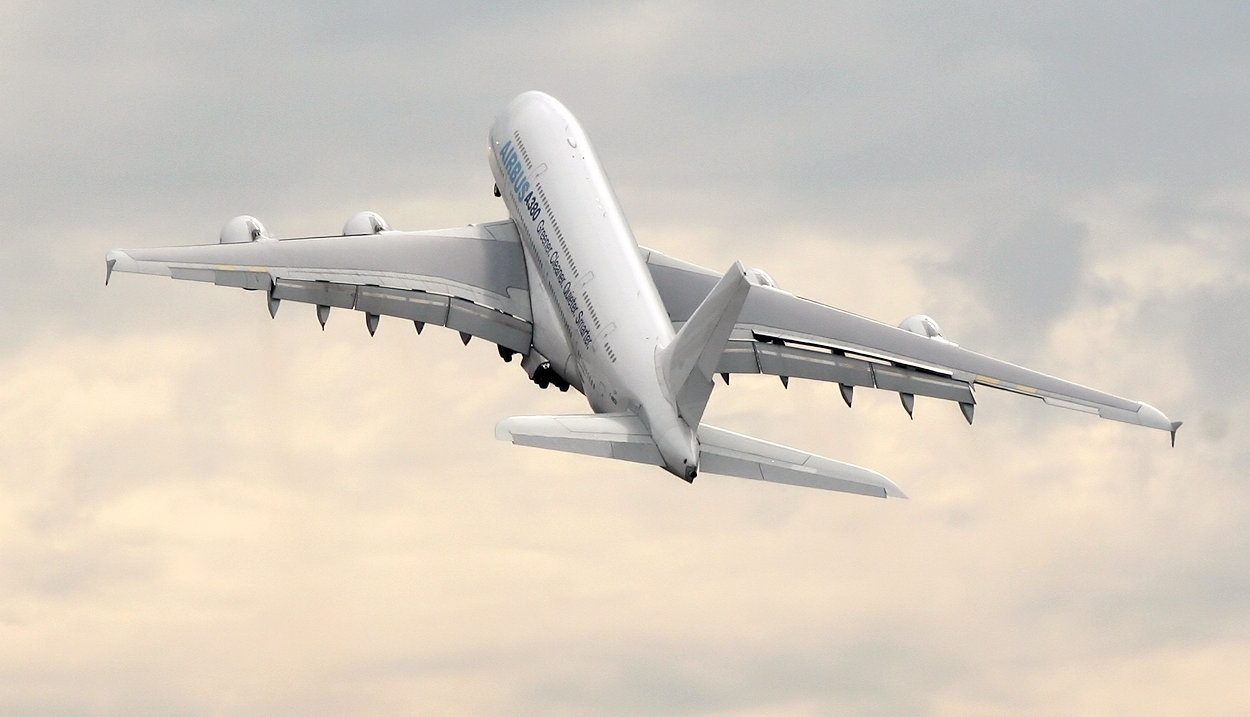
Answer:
[644,247,1179,439]
[106,220,534,355]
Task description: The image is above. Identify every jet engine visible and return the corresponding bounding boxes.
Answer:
[898,314,956,345]
[219,215,272,244]
[342,211,390,236]
[748,268,779,288]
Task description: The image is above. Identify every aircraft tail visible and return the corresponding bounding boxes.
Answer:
[495,413,906,499]
[657,261,752,426]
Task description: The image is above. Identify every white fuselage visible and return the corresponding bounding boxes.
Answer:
[488,92,698,478]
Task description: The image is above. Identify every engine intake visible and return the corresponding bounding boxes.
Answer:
[749,268,779,288]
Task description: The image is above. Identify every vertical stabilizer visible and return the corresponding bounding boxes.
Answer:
[658,262,752,427]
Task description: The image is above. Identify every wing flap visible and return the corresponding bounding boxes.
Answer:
[753,340,875,388]
[355,285,451,325]
[712,339,974,404]
[871,364,975,404]
[271,278,358,308]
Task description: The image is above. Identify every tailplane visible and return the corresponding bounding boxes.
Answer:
[495,414,906,499]
[495,413,661,467]
[696,424,906,498]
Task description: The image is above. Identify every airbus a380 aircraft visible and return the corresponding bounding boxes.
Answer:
[105,91,1180,499]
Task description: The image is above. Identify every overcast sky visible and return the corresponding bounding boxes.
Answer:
[2,2,1247,715]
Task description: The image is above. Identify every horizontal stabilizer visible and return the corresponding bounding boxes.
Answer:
[495,413,663,466]
[496,413,905,499]
[696,424,906,499]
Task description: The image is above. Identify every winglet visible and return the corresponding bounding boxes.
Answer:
[1170,421,1183,447]
[1131,402,1177,432]
[104,249,138,284]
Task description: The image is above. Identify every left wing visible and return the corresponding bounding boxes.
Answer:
[106,220,533,356]
[643,247,1180,440]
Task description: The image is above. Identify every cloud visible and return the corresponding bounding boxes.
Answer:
[940,211,1091,342]
[1,2,1247,715]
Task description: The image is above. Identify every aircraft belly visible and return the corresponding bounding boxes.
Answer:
[520,241,582,391]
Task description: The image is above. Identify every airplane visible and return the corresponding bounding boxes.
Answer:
[105,91,1180,499]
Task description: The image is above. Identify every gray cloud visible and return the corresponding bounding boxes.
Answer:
[1140,282,1250,401]
[942,211,1091,342]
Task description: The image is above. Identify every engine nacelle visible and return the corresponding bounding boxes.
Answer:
[749,267,779,288]
[219,215,272,244]
[899,314,956,345]
[342,211,390,236]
